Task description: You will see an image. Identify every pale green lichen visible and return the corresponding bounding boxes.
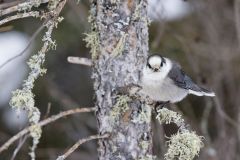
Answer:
[17,0,42,12]
[10,52,45,160]
[28,107,41,124]
[146,17,152,26]
[140,140,150,152]
[132,1,147,21]
[23,53,47,93]
[48,0,61,10]
[27,54,46,72]
[29,125,42,141]
[114,95,130,110]
[42,24,57,51]
[165,131,204,160]
[57,16,64,23]
[132,1,151,26]
[9,3,64,159]
[110,95,130,122]
[84,5,100,60]
[131,105,151,124]
[29,125,42,160]
[88,11,97,30]
[10,89,35,110]
[10,90,40,125]
[27,53,47,74]
[84,31,100,60]
[156,108,185,129]
[112,33,128,57]
[156,108,204,160]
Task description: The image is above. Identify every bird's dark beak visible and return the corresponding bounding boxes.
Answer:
[153,68,159,72]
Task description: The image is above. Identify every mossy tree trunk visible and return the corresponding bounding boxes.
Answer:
[90,0,153,159]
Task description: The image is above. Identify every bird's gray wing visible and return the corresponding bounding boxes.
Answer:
[168,63,203,92]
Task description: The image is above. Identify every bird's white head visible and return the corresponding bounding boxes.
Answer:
[143,54,172,80]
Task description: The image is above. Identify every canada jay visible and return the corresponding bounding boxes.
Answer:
[141,54,215,105]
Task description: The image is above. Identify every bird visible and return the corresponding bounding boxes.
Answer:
[141,54,215,106]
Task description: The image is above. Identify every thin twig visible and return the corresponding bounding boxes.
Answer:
[0,0,49,16]
[56,133,110,160]
[43,102,52,119]
[10,135,29,160]
[0,11,40,25]
[67,56,92,66]
[0,0,25,10]
[214,97,239,128]
[200,100,213,144]
[0,25,13,32]
[0,107,96,154]
[0,22,45,70]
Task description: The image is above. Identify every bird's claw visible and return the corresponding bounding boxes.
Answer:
[154,101,170,112]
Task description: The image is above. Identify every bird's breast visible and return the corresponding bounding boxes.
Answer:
[141,77,188,103]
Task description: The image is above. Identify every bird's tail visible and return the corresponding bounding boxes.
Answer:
[189,87,215,97]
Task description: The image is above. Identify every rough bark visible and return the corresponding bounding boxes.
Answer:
[91,0,152,159]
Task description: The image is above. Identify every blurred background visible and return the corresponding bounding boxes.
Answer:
[0,0,239,159]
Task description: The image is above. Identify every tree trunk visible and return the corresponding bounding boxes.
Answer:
[91,0,153,159]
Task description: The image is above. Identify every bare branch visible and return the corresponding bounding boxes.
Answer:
[0,0,49,16]
[0,25,13,32]
[0,23,45,70]
[10,135,29,160]
[67,56,92,66]
[0,107,96,154]
[0,0,25,10]
[0,11,40,26]
[56,134,110,160]
[43,103,52,119]
[0,0,67,70]
[214,97,239,128]
[200,101,213,144]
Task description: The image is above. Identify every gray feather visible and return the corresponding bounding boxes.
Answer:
[168,62,207,92]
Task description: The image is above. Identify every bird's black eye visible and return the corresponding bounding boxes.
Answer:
[160,62,163,67]
[147,62,152,69]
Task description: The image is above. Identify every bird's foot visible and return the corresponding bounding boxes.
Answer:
[154,101,170,113]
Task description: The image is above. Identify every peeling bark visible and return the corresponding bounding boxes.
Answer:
[91,0,152,159]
